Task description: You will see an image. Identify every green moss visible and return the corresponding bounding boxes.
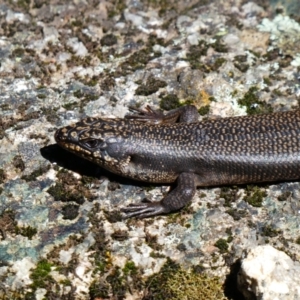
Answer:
[277,191,292,201]
[186,40,209,69]
[234,55,247,63]
[47,182,85,204]
[145,258,228,299]
[30,260,53,289]
[263,77,272,86]
[123,261,138,276]
[11,47,25,58]
[219,186,239,207]
[272,89,283,96]
[120,47,161,75]
[211,37,228,53]
[226,208,247,221]
[212,57,227,71]
[227,235,233,243]
[107,0,127,18]
[144,0,175,16]
[0,103,10,110]
[234,62,249,72]
[16,0,31,10]
[89,279,110,299]
[84,75,99,87]
[103,210,123,223]
[73,90,83,98]
[62,204,79,220]
[238,86,273,115]
[37,93,46,99]
[145,232,163,251]
[100,34,118,46]
[84,94,99,102]
[232,55,248,72]
[159,94,181,110]
[111,230,129,241]
[198,105,210,116]
[214,238,229,253]
[150,251,166,258]
[100,76,116,91]
[135,76,167,96]
[95,260,143,298]
[21,165,50,182]
[41,107,59,123]
[71,19,82,27]
[243,185,267,207]
[176,243,187,251]
[15,225,37,240]
[0,169,6,184]
[66,54,93,69]
[261,225,281,237]
[106,267,126,298]
[62,101,78,110]
[263,48,280,61]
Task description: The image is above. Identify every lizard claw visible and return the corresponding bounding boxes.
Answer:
[121,201,168,218]
[125,105,165,124]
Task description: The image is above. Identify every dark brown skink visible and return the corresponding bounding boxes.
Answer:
[55,105,300,218]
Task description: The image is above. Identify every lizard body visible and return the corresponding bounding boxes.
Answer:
[55,105,300,218]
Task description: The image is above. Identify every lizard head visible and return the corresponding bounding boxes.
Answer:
[54,117,132,172]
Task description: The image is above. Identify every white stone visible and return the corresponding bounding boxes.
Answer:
[59,249,74,264]
[6,9,29,23]
[291,54,300,67]
[124,10,144,27]
[67,38,88,57]
[223,34,240,46]
[10,257,35,289]
[242,2,264,15]
[238,245,300,300]
[35,288,47,300]
[42,26,59,43]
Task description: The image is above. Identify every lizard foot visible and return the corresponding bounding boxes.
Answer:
[121,200,168,218]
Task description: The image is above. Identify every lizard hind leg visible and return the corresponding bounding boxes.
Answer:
[125,105,199,124]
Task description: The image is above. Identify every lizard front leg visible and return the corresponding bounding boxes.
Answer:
[121,172,196,218]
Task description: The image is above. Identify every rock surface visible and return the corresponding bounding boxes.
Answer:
[238,245,300,300]
[0,0,300,299]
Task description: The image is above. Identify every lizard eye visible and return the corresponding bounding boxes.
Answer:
[83,139,99,149]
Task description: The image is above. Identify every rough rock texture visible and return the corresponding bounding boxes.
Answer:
[238,245,300,300]
[0,0,299,299]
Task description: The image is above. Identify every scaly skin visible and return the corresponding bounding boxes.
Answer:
[55,105,300,218]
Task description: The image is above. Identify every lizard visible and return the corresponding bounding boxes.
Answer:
[54,105,300,218]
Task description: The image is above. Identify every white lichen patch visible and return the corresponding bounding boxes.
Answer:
[258,15,300,56]
[209,81,247,117]
[59,249,74,265]
[9,257,35,289]
[73,253,94,296]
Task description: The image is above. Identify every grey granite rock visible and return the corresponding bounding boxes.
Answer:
[0,0,299,299]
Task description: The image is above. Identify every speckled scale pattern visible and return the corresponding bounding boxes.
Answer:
[56,108,300,185]
[55,107,300,217]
